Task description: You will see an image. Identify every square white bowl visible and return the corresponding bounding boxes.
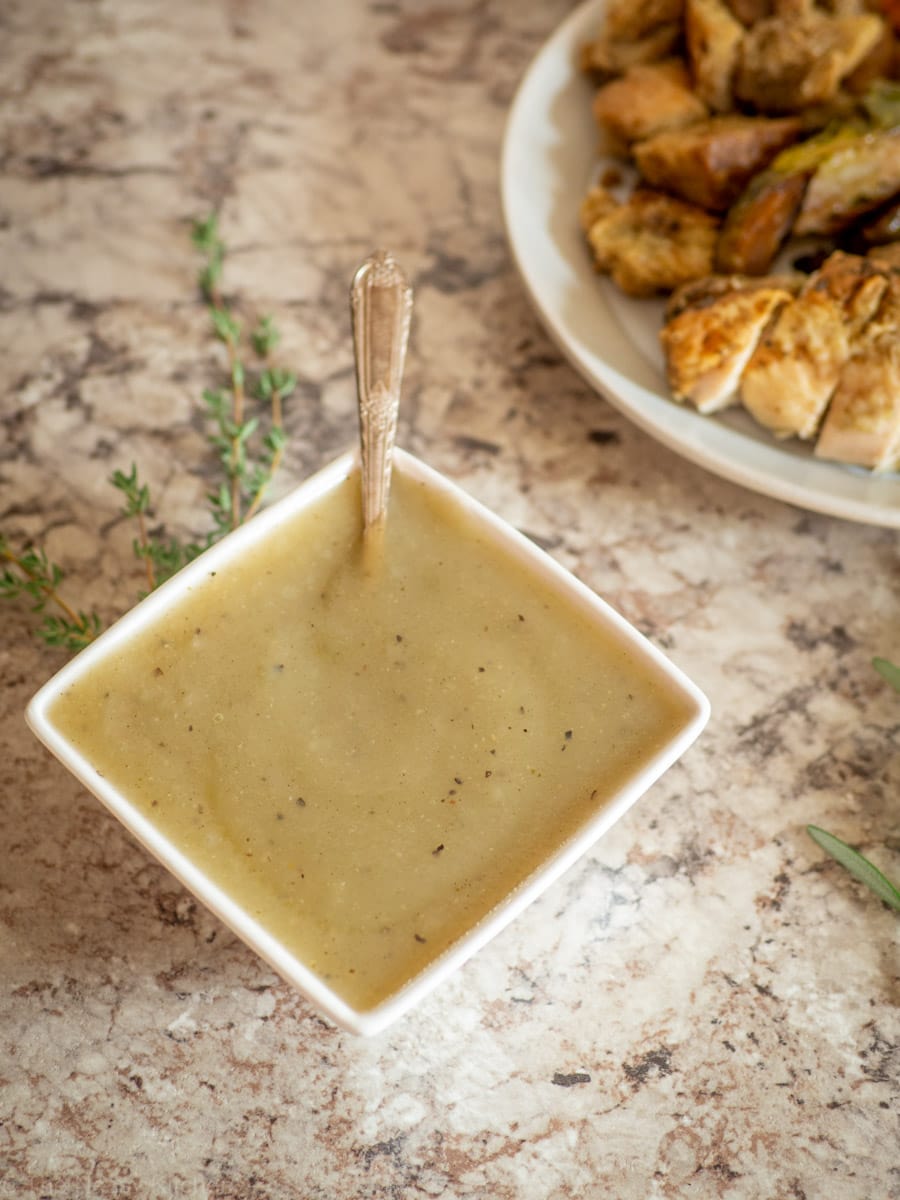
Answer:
[27,448,709,1035]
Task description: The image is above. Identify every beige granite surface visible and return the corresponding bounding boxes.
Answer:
[1,1,898,1196]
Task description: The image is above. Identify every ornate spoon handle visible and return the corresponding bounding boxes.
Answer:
[350,251,413,531]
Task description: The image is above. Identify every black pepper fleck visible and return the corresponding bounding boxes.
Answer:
[432,844,445,856]
[414,933,427,943]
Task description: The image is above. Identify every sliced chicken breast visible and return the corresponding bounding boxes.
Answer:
[661,275,798,411]
[740,251,887,438]
[815,270,900,470]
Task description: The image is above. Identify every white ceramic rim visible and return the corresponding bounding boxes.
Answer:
[500,0,900,529]
[27,448,710,1036]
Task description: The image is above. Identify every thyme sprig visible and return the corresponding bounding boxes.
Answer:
[2,212,296,650]
[191,214,295,531]
[0,535,102,651]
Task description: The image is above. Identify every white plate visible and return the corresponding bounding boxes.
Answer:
[501,0,900,528]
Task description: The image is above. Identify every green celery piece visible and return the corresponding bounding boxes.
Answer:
[807,826,900,912]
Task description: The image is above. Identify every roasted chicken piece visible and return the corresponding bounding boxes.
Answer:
[661,274,799,410]
[685,0,744,112]
[581,186,718,297]
[580,0,684,75]
[815,270,900,469]
[794,129,900,235]
[740,251,887,438]
[734,12,885,112]
[592,60,708,148]
[633,115,802,211]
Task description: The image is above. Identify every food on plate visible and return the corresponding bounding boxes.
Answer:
[578,0,900,470]
[868,239,900,264]
[592,60,708,147]
[716,121,868,272]
[715,170,809,273]
[856,195,900,246]
[685,0,745,112]
[580,185,719,295]
[580,0,683,74]
[815,268,900,468]
[47,466,695,1011]
[740,250,887,437]
[633,114,803,210]
[794,127,900,234]
[660,273,799,410]
[733,12,884,111]
[658,251,900,467]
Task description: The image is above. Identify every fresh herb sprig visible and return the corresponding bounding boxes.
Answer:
[191,214,296,532]
[0,535,102,651]
[2,213,296,650]
[109,465,203,592]
[807,656,900,914]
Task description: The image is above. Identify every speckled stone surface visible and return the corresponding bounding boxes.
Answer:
[1,2,898,1197]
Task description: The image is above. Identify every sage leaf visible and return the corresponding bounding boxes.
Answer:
[873,657,900,694]
[807,825,900,912]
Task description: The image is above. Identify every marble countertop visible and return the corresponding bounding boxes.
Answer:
[2,1,898,1196]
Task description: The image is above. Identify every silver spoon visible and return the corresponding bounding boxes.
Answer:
[350,250,413,533]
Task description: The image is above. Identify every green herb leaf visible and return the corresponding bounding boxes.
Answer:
[251,315,280,358]
[210,307,240,345]
[807,825,900,912]
[110,464,151,517]
[873,656,900,694]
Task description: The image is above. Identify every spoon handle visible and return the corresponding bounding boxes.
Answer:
[350,251,413,531]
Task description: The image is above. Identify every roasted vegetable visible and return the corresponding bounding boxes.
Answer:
[634,114,802,211]
[716,119,867,273]
[794,128,900,235]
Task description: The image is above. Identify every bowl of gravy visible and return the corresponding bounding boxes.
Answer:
[27,449,709,1034]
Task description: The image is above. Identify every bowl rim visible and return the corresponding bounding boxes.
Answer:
[26,446,710,1036]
